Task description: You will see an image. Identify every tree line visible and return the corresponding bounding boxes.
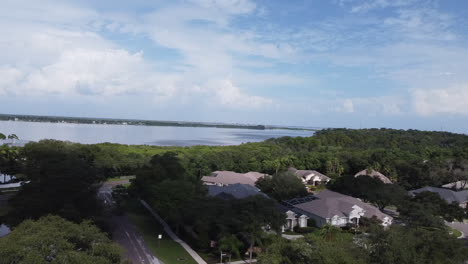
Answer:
[1,128,468,263]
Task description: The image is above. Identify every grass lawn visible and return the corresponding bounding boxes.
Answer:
[125,201,198,264]
[308,185,327,193]
[448,227,462,238]
[105,175,136,183]
[384,205,398,211]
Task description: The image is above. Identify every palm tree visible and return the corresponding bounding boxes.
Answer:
[219,234,243,263]
[0,146,7,183]
[0,146,19,183]
[319,224,340,241]
[7,134,18,144]
[245,228,264,264]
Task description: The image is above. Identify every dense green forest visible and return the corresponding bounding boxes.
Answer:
[31,128,467,189]
[1,128,468,263]
[3,128,467,224]
[0,215,124,264]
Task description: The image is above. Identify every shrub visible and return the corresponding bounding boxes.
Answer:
[293,226,316,234]
[307,218,317,227]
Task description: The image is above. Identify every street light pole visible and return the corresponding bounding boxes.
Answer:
[220,251,226,264]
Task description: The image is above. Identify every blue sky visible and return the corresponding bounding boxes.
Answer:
[1,0,468,132]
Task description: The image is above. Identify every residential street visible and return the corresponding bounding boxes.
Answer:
[446,221,468,238]
[140,200,207,264]
[98,181,162,264]
[111,215,162,264]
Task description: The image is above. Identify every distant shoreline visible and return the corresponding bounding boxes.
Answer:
[0,113,320,132]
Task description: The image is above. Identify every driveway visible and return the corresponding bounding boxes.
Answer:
[281,234,304,240]
[99,181,162,264]
[446,221,468,238]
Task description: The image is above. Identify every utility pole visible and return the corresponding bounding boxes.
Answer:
[220,251,226,264]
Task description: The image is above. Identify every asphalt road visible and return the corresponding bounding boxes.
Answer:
[447,221,468,238]
[98,181,162,264]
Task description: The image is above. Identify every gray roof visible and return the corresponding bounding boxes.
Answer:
[202,171,267,186]
[293,190,391,221]
[442,181,468,190]
[355,169,392,184]
[207,184,267,199]
[409,186,468,204]
[283,196,317,206]
[288,168,331,181]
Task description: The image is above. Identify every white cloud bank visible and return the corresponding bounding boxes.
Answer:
[412,85,468,116]
[2,0,468,127]
[206,80,272,108]
[336,96,404,115]
[0,0,275,110]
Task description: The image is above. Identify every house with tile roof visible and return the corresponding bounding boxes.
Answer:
[442,180,468,190]
[285,190,393,227]
[283,210,309,231]
[207,183,268,199]
[201,171,268,186]
[288,168,331,186]
[355,169,392,184]
[409,186,468,208]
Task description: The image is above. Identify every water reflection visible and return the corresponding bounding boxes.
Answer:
[0,121,313,146]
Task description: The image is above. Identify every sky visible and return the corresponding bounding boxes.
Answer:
[1,0,468,132]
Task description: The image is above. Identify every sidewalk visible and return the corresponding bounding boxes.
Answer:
[281,234,304,240]
[219,260,257,264]
[140,200,208,264]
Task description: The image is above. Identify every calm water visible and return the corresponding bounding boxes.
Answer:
[0,121,313,146]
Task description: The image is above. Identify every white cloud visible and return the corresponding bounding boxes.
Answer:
[0,67,23,96]
[0,0,276,110]
[201,79,272,108]
[143,5,298,71]
[335,96,404,115]
[3,0,468,127]
[189,0,256,14]
[19,49,167,96]
[342,0,416,13]
[412,85,468,116]
[342,99,355,113]
[383,8,457,41]
[1,0,97,25]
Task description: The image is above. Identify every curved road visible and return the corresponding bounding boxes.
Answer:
[446,221,468,239]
